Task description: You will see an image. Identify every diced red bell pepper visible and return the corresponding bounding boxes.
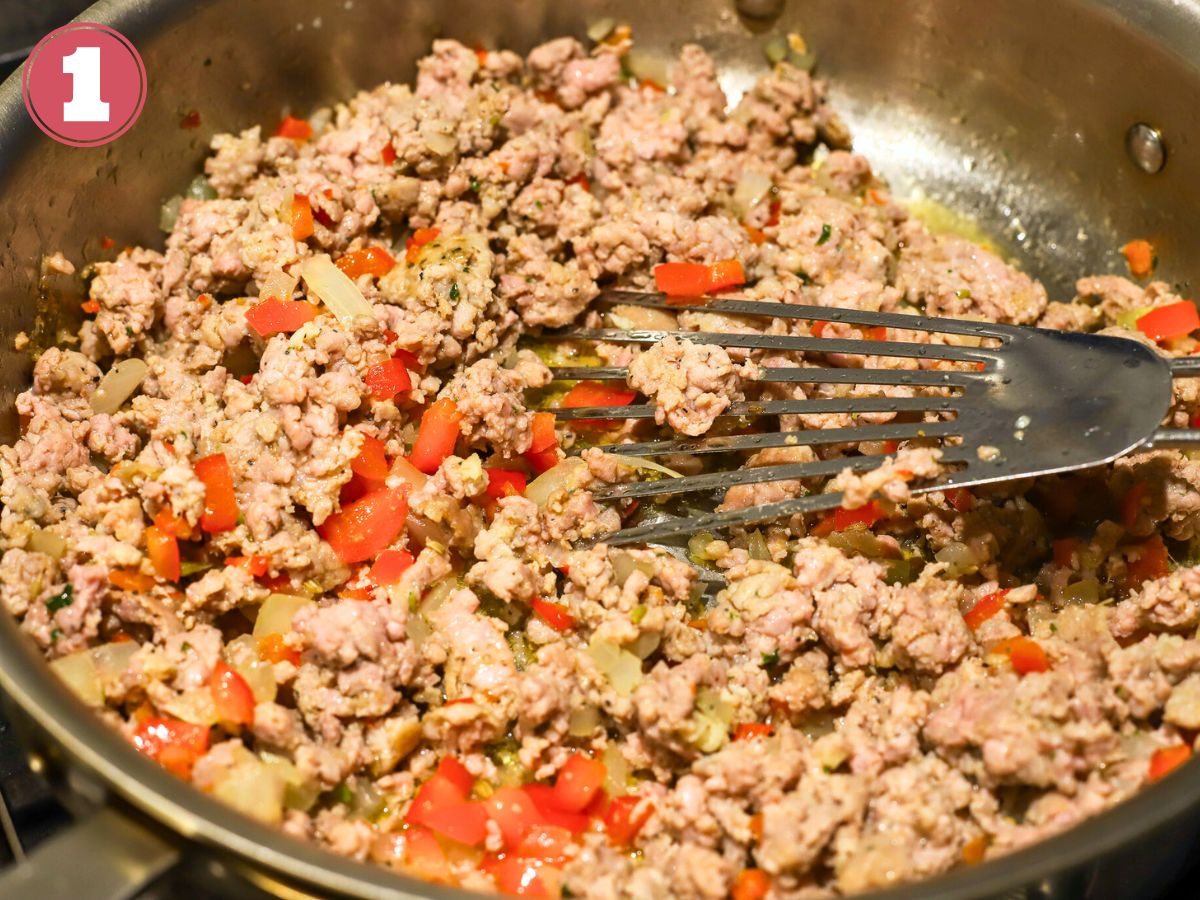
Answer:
[811,500,886,536]
[483,855,558,898]
[291,193,314,241]
[524,411,560,472]
[963,589,1009,631]
[531,597,574,632]
[654,259,746,297]
[368,549,415,587]
[245,298,318,337]
[435,756,475,796]
[1149,744,1192,782]
[409,399,463,474]
[946,487,974,513]
[1122,239,1155,279]
[551,753,606,813]
[560,381,637,429]
[993,636,1050,675]
[731,869,771,900]
[405,227,441,264]
[275,115,312,141]
[601,794,653,847]
[194,454,239,533]
[516,825,575,863]
[521,783,590,834]
[381,142,396,166]
[1127,534,1170,587]
[483,786,547,850]
[335,246,396,279]
[210,660,255,727]
[1136,301,1200,342]
[1122,481,1148,529]
[351,434,390,482]
[318,487,409,564]
[225,555,270,578]
[1052,538,1079,568]
[408,772,469,828]
[423,799,489,846]
[145,525,180,582]
[257,633,300,665]
[732,722,774,741]
[364,358,413,401]
[393,347,422,371]
[403,826,450,883]
[109,569,156,592]
[131,714,210,779]
[765,199,781,227]
[485,468,528,499]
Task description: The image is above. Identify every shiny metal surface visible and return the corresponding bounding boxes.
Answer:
[547,293,1177,544]
[0,0,1199,898]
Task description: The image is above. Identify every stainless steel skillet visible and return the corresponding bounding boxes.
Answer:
[2,0,1200,897]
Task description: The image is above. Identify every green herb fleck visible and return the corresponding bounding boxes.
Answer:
[181,641,193,653]
[760,650,780,668]
[179,560,212,577]
[449,282,460,301]
[816,223,832,246]
[469,177,482,193]
[125,326,134,338]
[332,782,354,806]
[956,288,972,300]
[535,200,543,210]
[630,604,648,624]
[45,584,73,614]
[50,628,62,642]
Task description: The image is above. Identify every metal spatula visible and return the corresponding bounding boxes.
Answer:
[541,290,1200,546]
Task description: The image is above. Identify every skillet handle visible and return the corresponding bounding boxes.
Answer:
[0,806,178,900]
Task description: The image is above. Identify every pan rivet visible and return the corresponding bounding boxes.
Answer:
[1127,123,1166,174]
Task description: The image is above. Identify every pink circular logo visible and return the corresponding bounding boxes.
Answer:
[22,23,147,148]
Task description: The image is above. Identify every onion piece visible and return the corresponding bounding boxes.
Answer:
[420,121,456,156]
[731,171,773,219]
[526,457,590,508]
[160,687,217,726]
[90,358,149,414]
[29,528,66,560]
[612,551,655,587]
[603,304,678,331]
[1062,578,1101,605]
[626,50,671,87]
[607,454,684,480]
[588,636,643,696]
[300,253,374,323]
[261,751,320,811]
[586,17,616,42]
[934,541,980,579]
[91,641,138,689]
[259,269,299,302]
[390,456,429,492]
[602,743,629,796]
[627,631,661,660]
[225,634,277,702]
[253,593,312,639]
[186,175,217,201]
[159,195,182,233]
[210,746,287,825]
[50,650,103,707]
[568,705,601,737]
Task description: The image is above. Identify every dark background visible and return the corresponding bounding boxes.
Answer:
[0,1,1195,897]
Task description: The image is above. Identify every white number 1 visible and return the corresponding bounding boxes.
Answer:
[62,47,109,123]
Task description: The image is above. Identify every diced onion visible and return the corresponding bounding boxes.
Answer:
[688,531,717,563]
[607,455,684,480]
[602,743,629,796]
[626,51,671,87]
[420,121,457,156]
[253,593,313,639]
[50,650,103,707]
[161,687,217,726]
[747,530,771,561]
[225,634,277,702]
[1062,578,1101,605]
[934,541,980,579]
[527,457,590,508]
[568,705,601,737]
[683,687,733,753]
[261,752,320,811]
[186,175,217,201]
[588,636,643,696]
[29,528,66,560]
[604,304,678,331]
[300,253,374,322]
[159,195,182,232]
[211,746,287,825]
[90,358,149,414]
[731,171,773,219]
[627,631,661,660]
[612,552,655,587]
[259,270,298,302]
[91,640,138,688]
[586,17,616,42]
[390,457,429,492]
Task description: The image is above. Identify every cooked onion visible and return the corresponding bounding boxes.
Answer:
[602,743,629,796]
[253,593,312,639]
[261,751,319,811]
[604,304,678,331]
[159,195,182,232]
[161,687,217,726]
[420,121,456,156]
[301,253,374,322]
[90,358,149,414]
[211,746,287,825]
[226,634,277,702]
[1062,578,1101,605]
[391,457,429,492]
[588,636,643,696]
[50,650,102,707]
[731,171,773,219]
[586,17,616,42]
[29,528,66,560]
[934,541,980,578]
[568,704,601,737]
[747,530,771,561]
[612,551,654,587]
[626,50,671,87]
[607,455,683,480]
[627,631,661,660]
[259,269,298,302]
[91,640,138,689]
[527,457,590,508]
[186,175,217,201]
